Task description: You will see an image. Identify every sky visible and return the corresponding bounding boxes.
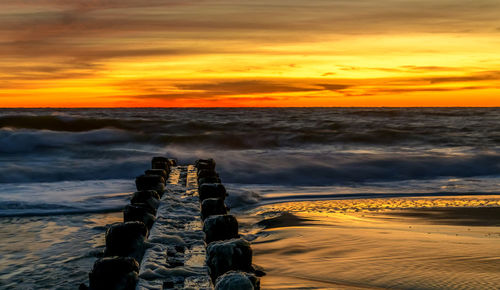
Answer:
[1,0,499,107]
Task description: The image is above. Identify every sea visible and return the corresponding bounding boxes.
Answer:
[0,108,499,289]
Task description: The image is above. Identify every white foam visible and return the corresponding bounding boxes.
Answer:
[137,165,212,290]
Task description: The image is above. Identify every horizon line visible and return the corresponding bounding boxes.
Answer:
[1,106,499,109]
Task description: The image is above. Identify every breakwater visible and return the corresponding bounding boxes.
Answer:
[80,157,262,289]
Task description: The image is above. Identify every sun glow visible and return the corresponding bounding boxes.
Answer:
[1,1,500,107]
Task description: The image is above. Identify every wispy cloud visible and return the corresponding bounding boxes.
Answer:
[422,71,500,84]
[1,0,500,106]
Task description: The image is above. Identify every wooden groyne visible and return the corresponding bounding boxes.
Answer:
[80,157,262,290]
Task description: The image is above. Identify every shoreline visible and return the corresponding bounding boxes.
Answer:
[1,196,499,288]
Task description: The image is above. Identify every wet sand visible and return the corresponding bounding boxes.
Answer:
[246,196,500,289]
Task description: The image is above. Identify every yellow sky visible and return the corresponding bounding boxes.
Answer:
[1,0,499,107]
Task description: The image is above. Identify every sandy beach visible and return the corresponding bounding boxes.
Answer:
[243,196,500,289]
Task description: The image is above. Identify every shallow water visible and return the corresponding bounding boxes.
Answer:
[0,108,499,288]
[0,213,122,289]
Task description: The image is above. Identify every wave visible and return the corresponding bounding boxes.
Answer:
[0,136,499,185]
[157,126,499,149]
[0,128,138,153]
[0,115,137,132]
[0,157,149,183]
[1,109,500,150]
[228,155,499,185]
[1,125,497,153]
[0,108,499,186]
[342,107,496,117]
[21,145,496,186]
[168,147,500,186]
[0,179,134,216]
[0,201,124,217]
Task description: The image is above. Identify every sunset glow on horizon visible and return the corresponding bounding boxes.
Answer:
[1,0,500,107]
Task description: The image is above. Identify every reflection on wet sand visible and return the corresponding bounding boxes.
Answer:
[248,196,500,289]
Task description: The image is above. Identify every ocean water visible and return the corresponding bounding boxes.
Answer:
[0,108,499,288]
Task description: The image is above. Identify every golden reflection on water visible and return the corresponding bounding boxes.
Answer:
[0,213,122,284]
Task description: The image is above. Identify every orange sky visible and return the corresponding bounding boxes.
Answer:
[1,0,499,107]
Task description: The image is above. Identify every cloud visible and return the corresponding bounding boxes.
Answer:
[399,66,463,72]
[4,1,500,43]
[123,80,322,101]
[2,1,499,63]
[2,0,196,11]
[373,86,490,94]
[176,80,319,95]
[423,71,500,84]
[115,69,499,101]
[318,84,351,91]
[1,0,500,106]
